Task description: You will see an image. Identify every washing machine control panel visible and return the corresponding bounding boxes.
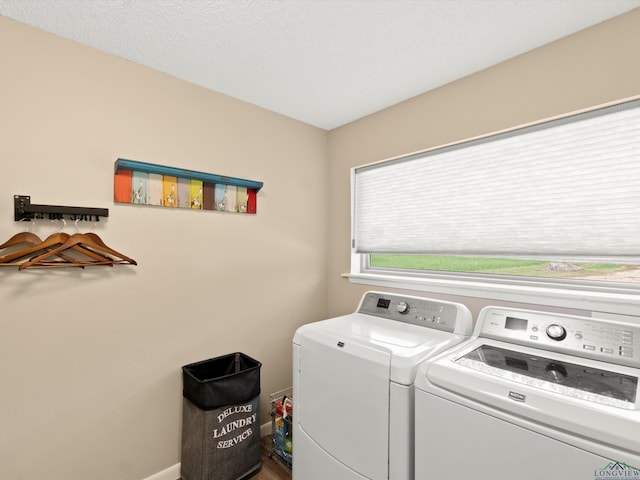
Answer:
[479,307,640,368]
[358,292,471,334]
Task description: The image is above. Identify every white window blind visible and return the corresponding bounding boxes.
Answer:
[353,99,640,263]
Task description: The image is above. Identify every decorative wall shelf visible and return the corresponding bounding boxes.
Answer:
[114,158,263,214]
[114,159,263,192]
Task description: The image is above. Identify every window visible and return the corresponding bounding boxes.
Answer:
[350,97,640,315]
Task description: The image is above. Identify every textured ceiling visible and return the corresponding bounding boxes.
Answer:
[1,0,639,130]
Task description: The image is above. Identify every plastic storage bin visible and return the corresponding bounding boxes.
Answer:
[181,352,262,480]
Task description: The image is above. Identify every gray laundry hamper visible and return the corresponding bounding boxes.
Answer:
[181,353,262,480]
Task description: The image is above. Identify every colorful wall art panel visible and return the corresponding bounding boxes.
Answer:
[189,179,203,210]
[113,159,262,214]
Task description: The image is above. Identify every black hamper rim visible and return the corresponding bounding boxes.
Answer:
[182,352,262,410]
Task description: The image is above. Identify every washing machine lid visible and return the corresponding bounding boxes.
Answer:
[417,338,640,457]
[295,312,470,385]
[294,291,473,385]
[458,343,637,407]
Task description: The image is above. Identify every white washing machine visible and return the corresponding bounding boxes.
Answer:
[415,306,640,480]
[292,291,473,480]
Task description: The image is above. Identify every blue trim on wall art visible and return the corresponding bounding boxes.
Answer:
[114,158,264,192]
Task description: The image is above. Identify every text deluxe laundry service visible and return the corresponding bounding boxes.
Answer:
[213,403,258,449]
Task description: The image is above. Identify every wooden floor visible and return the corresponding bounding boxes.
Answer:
[249,436,292,480]
[179,436,292,480]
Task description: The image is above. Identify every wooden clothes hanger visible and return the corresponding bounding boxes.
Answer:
[18,232,137,270]
[1,232,79,267]
[82,232,137,265]
[0,231,114,267]
[0,231,79,267]
[0,232,68,264]
[0,231,43,249]
[0,219,43,250]
[65,220,136,265]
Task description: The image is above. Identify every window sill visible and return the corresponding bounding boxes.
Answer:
[347,271,640,317]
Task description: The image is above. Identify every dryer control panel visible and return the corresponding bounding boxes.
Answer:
[478,307,640,368]
[357,291,472,335]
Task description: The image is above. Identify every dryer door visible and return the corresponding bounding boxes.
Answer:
[298,330,391,480]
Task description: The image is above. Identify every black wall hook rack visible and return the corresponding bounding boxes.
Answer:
[14,195,109,222]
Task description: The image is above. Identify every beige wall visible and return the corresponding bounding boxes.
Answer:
[0,17,327,480]
[327,8,640,318]
[2,7,640,480]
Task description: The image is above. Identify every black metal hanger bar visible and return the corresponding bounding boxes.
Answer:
[14,195,109,222]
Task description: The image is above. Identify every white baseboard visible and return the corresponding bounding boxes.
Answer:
[142,463,181,480]
[260,420,272,438]
[142,421,272,480]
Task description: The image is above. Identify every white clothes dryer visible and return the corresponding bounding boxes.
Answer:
[292,291,473,480]
[415,306,640,480]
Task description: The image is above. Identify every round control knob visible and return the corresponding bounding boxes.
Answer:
[397,301,410,314]
[546,363,567,383]
[546,324,567,341]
